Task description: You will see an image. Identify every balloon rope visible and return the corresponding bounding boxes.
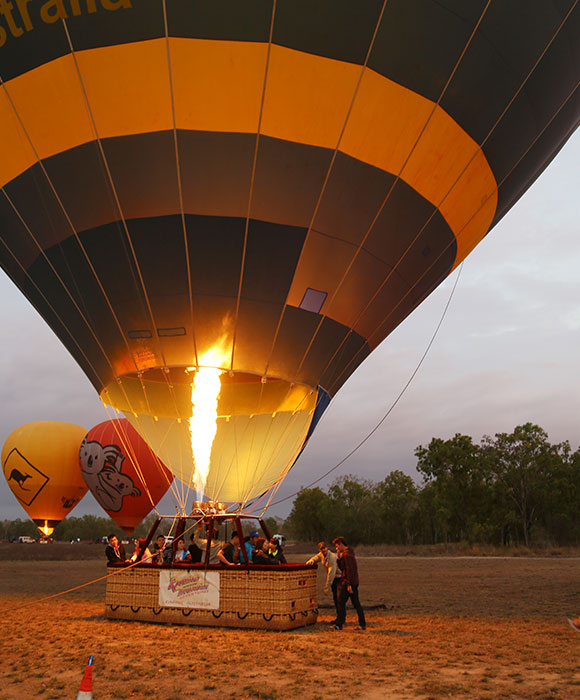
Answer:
[161,0,200,370]
[0,514,206,618]
[106,413,175,513]
[212,379,294,506]
[0,155,182,506]
[259,0,388,382]
[0,193,181,515]
[230,0,277,372]
[243,401,317,515]
[236,387,315,508]
[60,16,187,429]
[0,232,108,390]
[265,261,464,509]
[0,77,144,380]
[245,401,314,509]
[315,10,580,397]
[325,78,580,396]
[259,0,488,385]
[249,77,580,514]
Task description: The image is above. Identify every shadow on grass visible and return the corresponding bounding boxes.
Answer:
[68,613,108,622]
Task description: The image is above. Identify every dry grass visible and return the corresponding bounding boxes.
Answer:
[1,556,580,699]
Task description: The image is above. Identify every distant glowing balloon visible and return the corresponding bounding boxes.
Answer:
[79,418,173,534]
[2,421,88,537]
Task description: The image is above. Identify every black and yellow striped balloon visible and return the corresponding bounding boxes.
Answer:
[0,1,577,503]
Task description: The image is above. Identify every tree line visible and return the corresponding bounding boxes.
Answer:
[0,514,157,542]
[1,512,281,543]
[3,423,578,547]
[285,423,580,548]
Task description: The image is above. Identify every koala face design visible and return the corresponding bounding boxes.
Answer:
[79,439,106,474]
[80,439,123,473]
[79,437,140,512]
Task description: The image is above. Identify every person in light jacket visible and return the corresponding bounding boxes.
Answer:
[306,541,341,624]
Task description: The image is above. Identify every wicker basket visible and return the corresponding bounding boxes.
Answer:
[105,563,318,630]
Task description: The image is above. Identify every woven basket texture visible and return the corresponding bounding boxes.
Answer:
[106,565,318,630]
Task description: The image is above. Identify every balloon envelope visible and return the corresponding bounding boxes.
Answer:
[0,3,577,502]
[80,418,173,534]
[2,421,88,536]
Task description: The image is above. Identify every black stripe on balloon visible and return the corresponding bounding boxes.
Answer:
[0,0,576,186]
[491,83,580,229]
[16,212,371,395]
[0,128,457,392]
[1,129,457,269]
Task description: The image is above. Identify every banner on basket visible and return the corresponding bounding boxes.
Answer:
[158,570,220,609]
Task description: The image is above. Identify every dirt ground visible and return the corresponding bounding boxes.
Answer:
[1,555,580,699]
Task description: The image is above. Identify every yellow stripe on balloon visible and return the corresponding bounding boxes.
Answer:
[0,38,496,266]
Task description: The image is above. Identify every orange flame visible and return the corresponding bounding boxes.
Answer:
[188,333,231,499]
[39,521,54,537]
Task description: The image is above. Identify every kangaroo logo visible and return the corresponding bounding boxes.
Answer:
[8,468,32,490]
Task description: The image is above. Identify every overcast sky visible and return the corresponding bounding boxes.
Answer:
[1,129,579,522]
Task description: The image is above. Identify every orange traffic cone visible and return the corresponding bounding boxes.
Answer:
[76,655,94,699]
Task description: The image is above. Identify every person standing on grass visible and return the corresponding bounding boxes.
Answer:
[306,541,341,625]
[332,536,366,631]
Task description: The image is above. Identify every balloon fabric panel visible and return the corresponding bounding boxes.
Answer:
[1,422,88,535]
[80,418,173,533]
[0,2,578,505]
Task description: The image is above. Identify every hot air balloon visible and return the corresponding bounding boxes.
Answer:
[2,421,88,537]
[0,2,577,508]
[80,418,173,533]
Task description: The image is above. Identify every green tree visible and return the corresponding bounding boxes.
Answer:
[6,518,39,540]
[482,423,561,547]
[415,434,486,543]
[326,475,380,544]
[53,514,123,542]
[376,470,419,544]
[262,517,279,536]
[285,487,331,542]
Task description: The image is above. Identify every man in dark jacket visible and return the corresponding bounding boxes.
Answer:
[332,536,366,630]
[105,534,126,564]
[218,532,240,566]
[188,533,203,563]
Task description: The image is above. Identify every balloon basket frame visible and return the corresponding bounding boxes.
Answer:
[105,514,318,631]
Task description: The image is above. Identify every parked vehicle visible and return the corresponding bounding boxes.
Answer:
[17,535,36,543]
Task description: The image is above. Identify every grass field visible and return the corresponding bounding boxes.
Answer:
[1,551,579,699]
